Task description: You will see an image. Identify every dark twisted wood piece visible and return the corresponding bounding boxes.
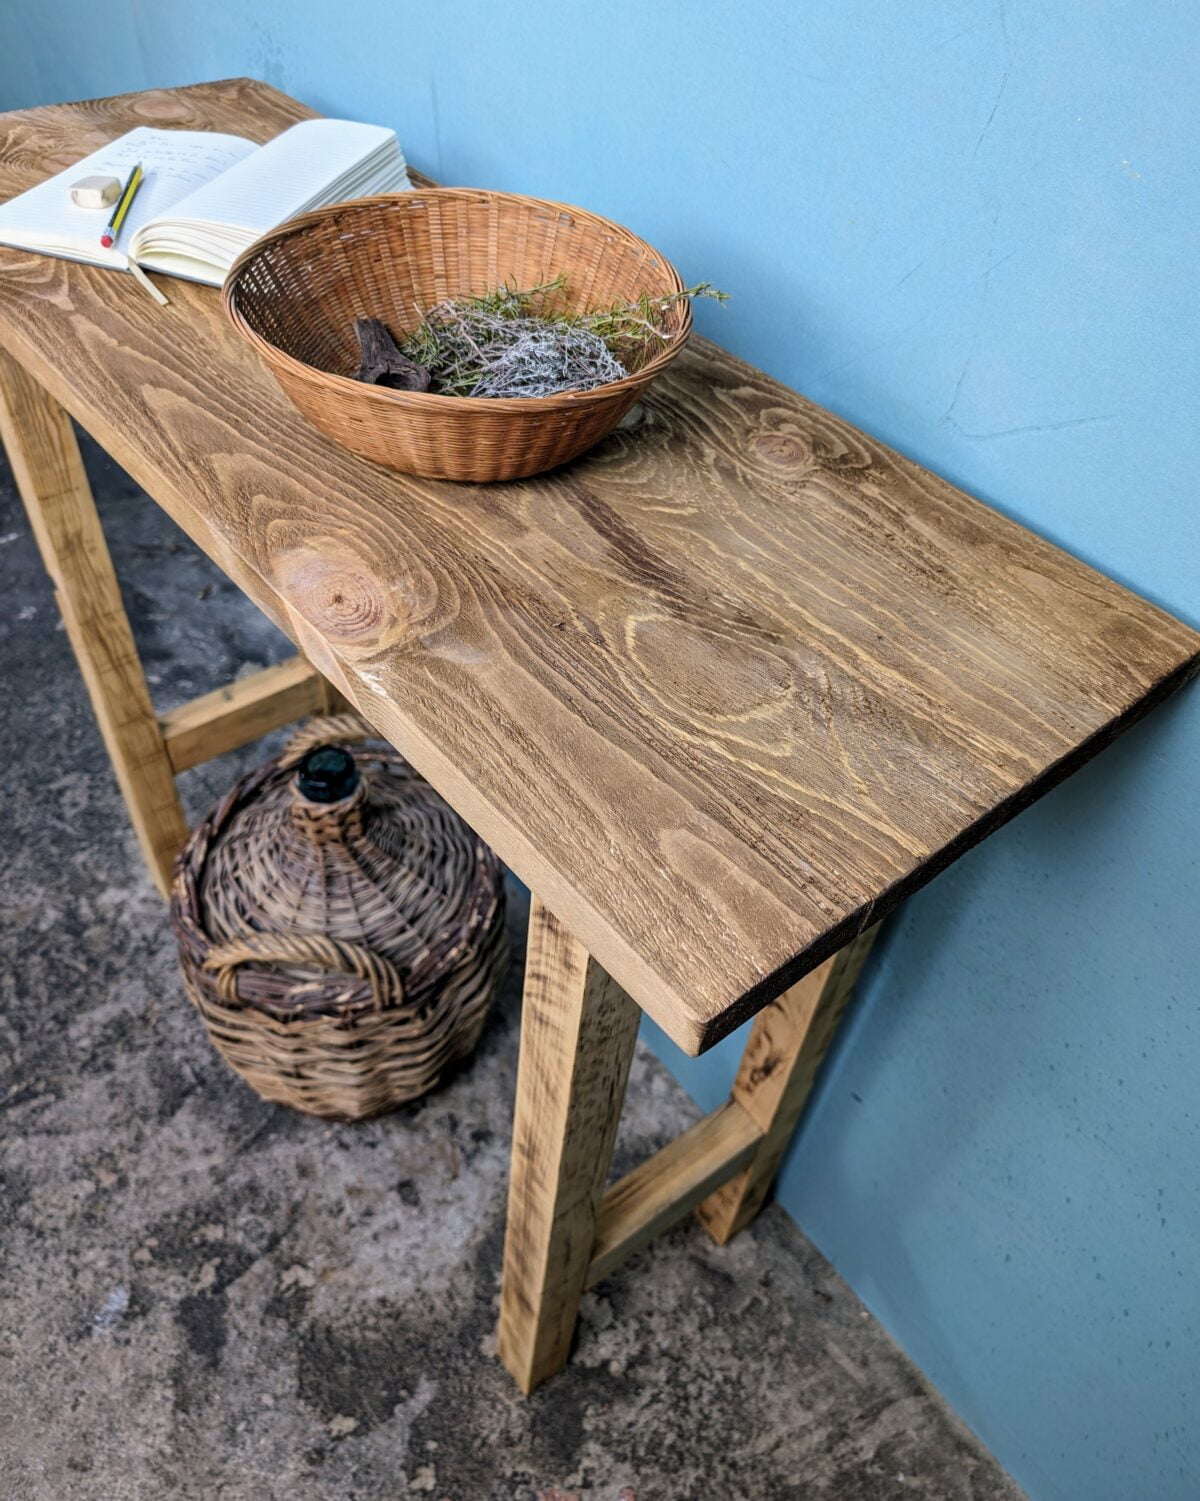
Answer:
[352,315,430,391]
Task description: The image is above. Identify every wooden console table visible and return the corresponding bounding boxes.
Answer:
[2,80,1196,1395]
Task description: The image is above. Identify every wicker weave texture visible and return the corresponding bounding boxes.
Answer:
[223,189,691,481]
[170,719,508,1120]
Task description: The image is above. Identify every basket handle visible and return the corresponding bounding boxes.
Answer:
[202,931,404,1011]
[280,713,377,768]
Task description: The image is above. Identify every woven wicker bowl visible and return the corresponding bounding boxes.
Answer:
[170,717,509,1121]
[223,188,691,481]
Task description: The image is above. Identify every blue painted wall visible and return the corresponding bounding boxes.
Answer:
[2,5,1197,1497]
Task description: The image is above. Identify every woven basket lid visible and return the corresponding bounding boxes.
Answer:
[196,717,503,1019]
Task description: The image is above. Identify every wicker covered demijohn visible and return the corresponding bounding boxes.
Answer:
[170,716,508,1120]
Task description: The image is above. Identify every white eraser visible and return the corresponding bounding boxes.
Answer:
[70,174,123,210]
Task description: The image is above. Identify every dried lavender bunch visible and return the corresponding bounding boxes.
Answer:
[402,299,626,398]
[399,277,725,399]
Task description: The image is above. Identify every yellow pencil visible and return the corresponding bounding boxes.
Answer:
[100,162,143,249]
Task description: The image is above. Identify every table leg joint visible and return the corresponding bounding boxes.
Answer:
[586,1098,761,1289]
[696,924,880,1245]
[159,654,328,771]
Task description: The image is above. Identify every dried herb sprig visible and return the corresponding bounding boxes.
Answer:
[395,276,726,400]
[568,281,728,367]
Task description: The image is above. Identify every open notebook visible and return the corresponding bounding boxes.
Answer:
[0,119,411,287]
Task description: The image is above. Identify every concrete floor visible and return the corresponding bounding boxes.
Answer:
[0,432,1027,1501]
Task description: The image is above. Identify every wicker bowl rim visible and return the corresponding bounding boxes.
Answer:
[222,187,692,415]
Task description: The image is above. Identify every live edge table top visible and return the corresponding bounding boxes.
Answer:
[1,79,1197,1054]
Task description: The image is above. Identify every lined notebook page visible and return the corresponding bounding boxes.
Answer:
[153,119,406,235]
[0,126,256,264]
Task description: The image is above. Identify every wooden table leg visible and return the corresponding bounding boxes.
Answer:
[697,924,880,1244]
[498,895,641,1394]
[0,345,375,899]
[0,346,188,896]
[496,915,880,1392]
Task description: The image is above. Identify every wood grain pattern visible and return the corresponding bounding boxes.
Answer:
[159,652,325,771]
[697,926,880,1244]
[0,343,188,894]
[498,896,641,1393]
[586,1099,761,1289]
[1,81,1197,1050]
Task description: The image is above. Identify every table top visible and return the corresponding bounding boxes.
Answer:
[1,79,1196,1054]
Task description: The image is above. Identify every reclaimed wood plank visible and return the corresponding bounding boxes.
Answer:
[0,81,1196,1050]
[498,897,641,1393]
[0,344,188,894]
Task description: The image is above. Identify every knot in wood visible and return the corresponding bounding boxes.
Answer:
[275,548,389,645]
[132,91,194,122]
[755,432,809,467]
